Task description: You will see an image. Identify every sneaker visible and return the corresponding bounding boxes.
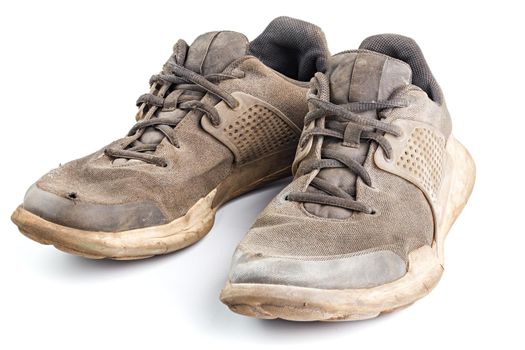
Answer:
[220,34,475,321]
[11,17,330,260]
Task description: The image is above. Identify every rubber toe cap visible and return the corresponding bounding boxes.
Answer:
[228,247,407,289]
[23,184,167,232]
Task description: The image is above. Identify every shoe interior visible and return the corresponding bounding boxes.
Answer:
[249,16,329,81]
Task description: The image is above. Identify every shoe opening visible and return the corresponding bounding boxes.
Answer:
[249,16,329,82]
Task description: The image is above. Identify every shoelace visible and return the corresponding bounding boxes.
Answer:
[287,72,408,213]
[105,40,241,167]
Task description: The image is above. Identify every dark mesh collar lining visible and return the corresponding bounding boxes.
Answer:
[249,16,329,81]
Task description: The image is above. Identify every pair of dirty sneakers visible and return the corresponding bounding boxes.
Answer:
[12,17,475,321]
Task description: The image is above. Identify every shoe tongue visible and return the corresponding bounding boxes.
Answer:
[184,31,249,75]
[304,50,412,219]
[330,50,412,104]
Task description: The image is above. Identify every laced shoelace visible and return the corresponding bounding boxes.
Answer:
[105,40,241,167]
[287,72,408,214]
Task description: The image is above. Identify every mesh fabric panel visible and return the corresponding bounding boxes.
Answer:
[224,105,298,164]
[396,127,445,201]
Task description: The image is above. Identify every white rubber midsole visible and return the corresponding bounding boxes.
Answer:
[12,189,218,259]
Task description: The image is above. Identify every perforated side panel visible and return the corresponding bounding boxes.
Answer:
[223,105,298,164]
[395,127,445,201]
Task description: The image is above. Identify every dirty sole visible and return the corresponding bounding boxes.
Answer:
[12,188,218,260]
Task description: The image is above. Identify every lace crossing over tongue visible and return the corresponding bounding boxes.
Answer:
[303,50,412,219]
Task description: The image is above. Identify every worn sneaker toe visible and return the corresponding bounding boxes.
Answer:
[22,183,167,232]
[228,246,407,289]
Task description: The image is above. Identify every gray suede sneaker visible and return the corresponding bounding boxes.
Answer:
[11,17,329,260]
[221,35,475,321]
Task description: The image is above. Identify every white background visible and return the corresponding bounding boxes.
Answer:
[0,1,523,349]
